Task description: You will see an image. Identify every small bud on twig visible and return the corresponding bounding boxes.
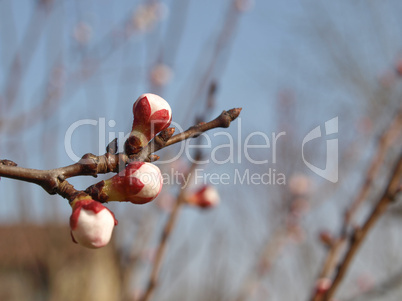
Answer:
[185,185,220,209]
[70,195,118,249]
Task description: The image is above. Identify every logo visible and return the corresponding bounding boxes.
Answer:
[302,117,338,183]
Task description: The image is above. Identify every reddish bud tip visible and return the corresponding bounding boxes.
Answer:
[314,278,332,295]
[186,185,220,209]
[129,93,172,148]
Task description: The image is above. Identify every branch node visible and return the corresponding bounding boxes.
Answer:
[79,153,100,176]
[0,160,17,167]
[106,138,118,154]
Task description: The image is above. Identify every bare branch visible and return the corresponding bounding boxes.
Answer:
[0,108,242,202]
[311,108,402,301]
[322,152,402,301]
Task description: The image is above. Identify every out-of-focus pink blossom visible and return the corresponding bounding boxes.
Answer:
[186,185,220,209]
[396,59,402,76]
[319,230,334,247]
[314,277,332,295]
[131,3,168,32]
[234,0,254,12]
[150,64,173,87]
[73,22,92,45]
[288,173,313,197]
[70,196,118,249]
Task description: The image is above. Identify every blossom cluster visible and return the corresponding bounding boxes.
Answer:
[68,93,221,249]
[69,93,171,248]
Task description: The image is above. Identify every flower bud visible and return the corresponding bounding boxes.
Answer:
[103,162,163,204]
[186,185,220,209]
[125,93,172,154]
[70,196,118,249]
[288,173,312,197]
[319,230,334,247]
[314,277,332,295]
[396,59,402,76]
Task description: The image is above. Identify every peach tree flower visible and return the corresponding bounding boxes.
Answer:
[186,185,220,209]
[87,161,163,205]
[70,195,118,249]
[125,93,172,154]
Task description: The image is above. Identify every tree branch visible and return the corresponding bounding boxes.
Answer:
[139,158,200,301]
[322,152,402,301]
[310,108,402,301]
[0,108,242,201]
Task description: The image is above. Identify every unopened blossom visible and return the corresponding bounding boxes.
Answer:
[93,161,163,205]
[125,93,172,154]
[73,22,92,45]
[70,196,118,249]
[150,64,173,87]
[234,0,254,12]
[288,173,313,197]
[319,230,334,247]
[396,59,402,76]
[131,3,168,32]
[314,277,332,295]
[186,185,220,209]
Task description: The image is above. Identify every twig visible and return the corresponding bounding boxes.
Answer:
[322,152,402,301]
[139,159,200,301]
[344,108,402,226]
[138,83,227,301]
[311,108,402,301]
[0,108,241,201]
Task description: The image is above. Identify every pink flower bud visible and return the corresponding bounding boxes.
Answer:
[235,0,254,12]
[319,230,334,247]
[314,277,332,295]
[125,93,172,154]
[104,161,163,204]
[288,173,313,197]
[186,185,220,209]
[150,64,173,87]
[70,196,118,249]
[396,59,402,76]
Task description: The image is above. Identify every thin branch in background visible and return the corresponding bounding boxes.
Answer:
[311,107,402,301]
[322,152,402,301]
[344,108,402,227]
[139,84,234,301]
[0,108,241,201]
[139,157,200,301]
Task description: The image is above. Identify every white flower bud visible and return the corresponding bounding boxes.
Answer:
[70,197,118,249]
